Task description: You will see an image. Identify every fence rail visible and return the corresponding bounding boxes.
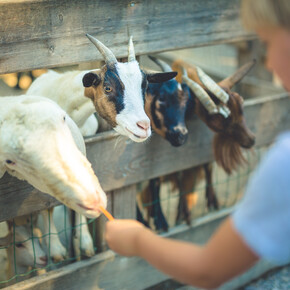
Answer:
[0,0,255,74]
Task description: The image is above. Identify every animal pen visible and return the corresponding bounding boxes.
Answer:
[0,0,289,289]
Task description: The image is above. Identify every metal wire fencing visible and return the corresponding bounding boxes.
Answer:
[136,145,269,232]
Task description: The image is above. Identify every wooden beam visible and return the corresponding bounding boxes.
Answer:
[0,0,255,74]
[0,92,289,222]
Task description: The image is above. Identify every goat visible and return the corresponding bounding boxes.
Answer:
[173,59,256,174]
[27,35,177,141]
[0,215,47,285]
[0,95,107,218]
[172,59,256,224]
[137,56,190,231]
[145,56,190,147]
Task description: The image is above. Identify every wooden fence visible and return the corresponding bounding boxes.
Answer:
[0,0,289,289]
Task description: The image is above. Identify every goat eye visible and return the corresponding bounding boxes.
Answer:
[6,160,15,165]
[63,116,66,121]
[104,86,112,93]
[15,243,24,248]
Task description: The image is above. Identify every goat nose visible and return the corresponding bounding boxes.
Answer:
[137,120,150,131]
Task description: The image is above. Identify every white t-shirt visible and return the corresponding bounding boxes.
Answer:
[232,131,290,265]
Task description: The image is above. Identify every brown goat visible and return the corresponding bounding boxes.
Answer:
[171,60,256,225]
[172,59,256,174]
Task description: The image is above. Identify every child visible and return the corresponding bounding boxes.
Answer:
[105,1,290,288]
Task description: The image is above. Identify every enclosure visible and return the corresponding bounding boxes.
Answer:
[0,0,289,289]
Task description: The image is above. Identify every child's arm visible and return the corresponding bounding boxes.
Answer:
[105,218,258,289]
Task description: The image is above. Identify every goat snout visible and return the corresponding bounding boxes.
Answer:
[241,135,255,149]
[166,129,188,147]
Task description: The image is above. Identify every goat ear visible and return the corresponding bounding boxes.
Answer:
[147,71,177,83]
[82,72,101,88]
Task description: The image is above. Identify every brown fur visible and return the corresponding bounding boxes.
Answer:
[84,68,118,127]
[145,93,166,138]
[172,59,255,174]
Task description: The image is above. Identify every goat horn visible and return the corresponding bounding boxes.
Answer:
[218,59,256,89]
[128,36,136,62]
[148,55,172,73]
[86,34,117,67]
[196,67,229,104]
[182,75,218,115]
[217,105,231,118]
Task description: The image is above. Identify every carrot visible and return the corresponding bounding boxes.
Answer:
[99,206,114,221]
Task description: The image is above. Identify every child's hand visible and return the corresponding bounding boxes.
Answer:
[105,219,146,256]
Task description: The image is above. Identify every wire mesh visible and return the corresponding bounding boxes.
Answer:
[136,145,270,232]
[0,210,99,287]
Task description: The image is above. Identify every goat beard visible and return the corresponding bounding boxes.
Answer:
[213,133,247,175]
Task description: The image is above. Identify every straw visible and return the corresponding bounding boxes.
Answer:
[99,206,114,221]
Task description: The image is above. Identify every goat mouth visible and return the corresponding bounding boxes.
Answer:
[126,127,147,139]
[77,203,95,211]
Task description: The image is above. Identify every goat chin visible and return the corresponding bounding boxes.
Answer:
[213,133,247,175]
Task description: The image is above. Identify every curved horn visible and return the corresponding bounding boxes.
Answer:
[148,55,172,73]
[128,36,136,62]
[182,75,218,115]
[196,67,229,104]
[86,34,117,67]
[218,59,256,89]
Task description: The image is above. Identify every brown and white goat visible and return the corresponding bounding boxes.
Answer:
[83,35,177,141]
[27,35,177,141]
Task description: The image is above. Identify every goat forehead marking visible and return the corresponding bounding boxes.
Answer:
[103,68,125,114]
[116,62,143,103]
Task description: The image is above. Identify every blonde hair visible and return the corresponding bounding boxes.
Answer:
[241,0,290,30]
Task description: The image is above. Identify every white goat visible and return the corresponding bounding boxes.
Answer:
[0,216,47,284]
[0,95,107,217]
[26,35,177,141]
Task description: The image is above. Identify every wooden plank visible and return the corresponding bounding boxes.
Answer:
[112,184,137,219]
[0,93,289,222]
[0,0,255,74]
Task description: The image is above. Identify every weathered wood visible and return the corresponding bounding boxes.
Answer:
[0,92,289,222]
[0,0,255,74]
[112,184,137,219]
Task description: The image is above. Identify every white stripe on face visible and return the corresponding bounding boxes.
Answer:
[115,61,151,142]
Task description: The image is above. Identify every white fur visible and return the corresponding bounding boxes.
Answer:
[0,95,107,218]
[115,61,151,142]
[26,70,98,136]
[40,205,95,259]
[37,209,68,262]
